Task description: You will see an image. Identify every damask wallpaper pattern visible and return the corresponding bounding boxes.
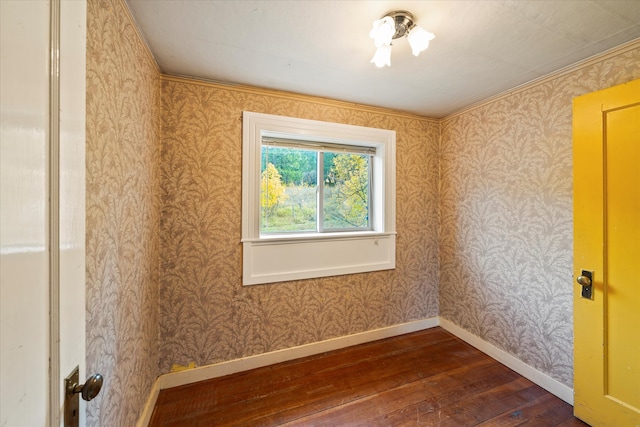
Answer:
[159,78,441,372]
[439,45,640,386]
[86,0,161,425]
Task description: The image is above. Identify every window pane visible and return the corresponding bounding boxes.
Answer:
[323,153,370,230]
[260,146,317,233]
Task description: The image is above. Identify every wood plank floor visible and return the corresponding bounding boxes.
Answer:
[149,327,589,426]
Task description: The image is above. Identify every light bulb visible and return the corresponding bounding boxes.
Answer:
[407,25,435,56]
[371,44,391,68]
[369,16,395,47]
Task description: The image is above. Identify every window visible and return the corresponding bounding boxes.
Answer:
[242,112,395,285]
[261,139,373,234]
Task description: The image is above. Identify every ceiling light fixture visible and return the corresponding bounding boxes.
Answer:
[369,10,435,68]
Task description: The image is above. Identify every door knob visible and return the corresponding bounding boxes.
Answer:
[577,275,592,287]
[577,270,594,300]
[68,373,103,401]
[65,368,104,427]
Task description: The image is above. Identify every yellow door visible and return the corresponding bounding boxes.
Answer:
[573,78,640,426]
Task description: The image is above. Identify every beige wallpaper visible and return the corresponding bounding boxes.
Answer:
[85,0,640,423]
[86,0,161,426]
[159,78,441,372]
[439,45,640,386]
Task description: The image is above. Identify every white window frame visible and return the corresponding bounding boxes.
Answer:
[242,111,396,285]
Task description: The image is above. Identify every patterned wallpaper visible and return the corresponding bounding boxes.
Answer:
[439,45,640,386]
[86,0,161,426]
[86,0,640,423]
[159,78,441,372]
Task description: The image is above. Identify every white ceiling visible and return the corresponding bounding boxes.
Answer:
[125,0,640,118]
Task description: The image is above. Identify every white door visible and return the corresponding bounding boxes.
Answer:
[1,1,87,426]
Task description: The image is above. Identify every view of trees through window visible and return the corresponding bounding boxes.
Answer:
[260,146,370,233]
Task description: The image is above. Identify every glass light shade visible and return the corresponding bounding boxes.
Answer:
[369,16,395,47]
[371,44,391,68]
[407,25,435,56]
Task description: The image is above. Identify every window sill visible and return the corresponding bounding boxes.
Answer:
[243,230,394,244]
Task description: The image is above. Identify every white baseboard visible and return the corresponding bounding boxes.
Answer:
[137,316,575,426]
[159,317,439,390]
[135,377,160,427]
[439,317,574,405]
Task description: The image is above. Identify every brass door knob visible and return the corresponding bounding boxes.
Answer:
[577,275,592,287]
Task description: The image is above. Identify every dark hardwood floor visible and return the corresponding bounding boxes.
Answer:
[149,327,588,426]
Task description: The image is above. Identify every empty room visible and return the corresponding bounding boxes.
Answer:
[1,0,639,426]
